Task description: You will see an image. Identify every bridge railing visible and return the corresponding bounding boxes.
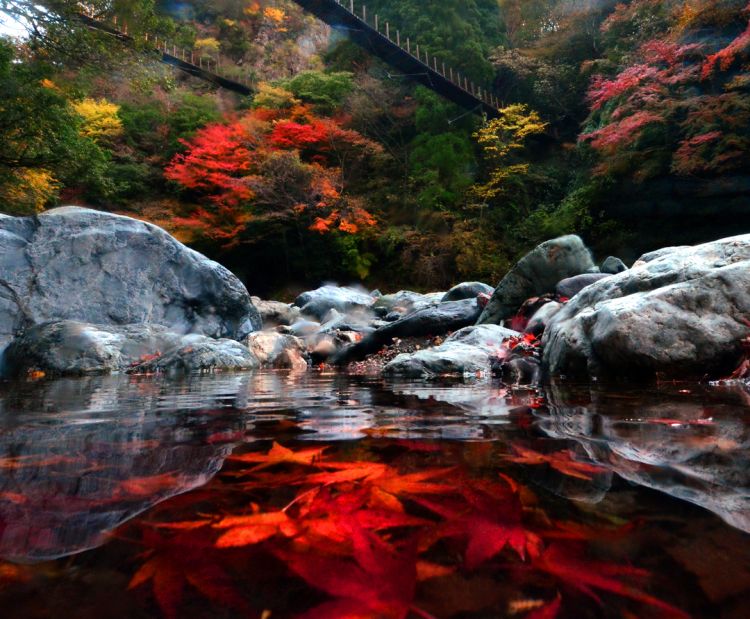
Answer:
[328,0,500,111]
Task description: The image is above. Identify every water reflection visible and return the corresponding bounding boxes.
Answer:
[1,372,749,563]
[539,383,750,533]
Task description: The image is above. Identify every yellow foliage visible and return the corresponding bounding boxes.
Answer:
[73,98,123,142]
[39,78,60,91]
[253,82,300,109]
[472,104,547,200]
[263,7,286,23]
[195,37,221,56]
[1,168,59,214]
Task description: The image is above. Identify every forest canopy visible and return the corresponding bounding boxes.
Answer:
[2,0,750,295]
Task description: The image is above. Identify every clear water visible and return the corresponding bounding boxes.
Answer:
[0,371,748,618]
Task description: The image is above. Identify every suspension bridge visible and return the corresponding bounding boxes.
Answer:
[81,0,501,118]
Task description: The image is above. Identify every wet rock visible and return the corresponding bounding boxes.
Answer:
[0,207,260,355]
[294,285,374,320]
[384,324,519,377]
[129,339,258,374]
[246,331,308,370]
[335,299,484,365]
[524,301,563,337]
[543,234,750,379]
[600,256,628,274]
[372,290,440,317]
[555,273,611,299]
[441,281,494,302]
[318,308,380,334]
[251,297,300,327]
[4,320,258,377]
[478,235,595,325]
[283,320,321,338]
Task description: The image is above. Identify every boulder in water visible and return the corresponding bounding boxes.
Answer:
[543,234,750,379]
[478,235,594,325]
[0,207,260,356]
[294,285,374,320]
[384,324,519,377]
[3,320,258,377]
[246,331,308,370]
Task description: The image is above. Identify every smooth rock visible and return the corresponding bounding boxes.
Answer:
[294,285,374,320]
[441,282,494,302]
[4,320,258,377]
[384,324,519,377]
[335,299,484,365]
[246,331,308,370]
[555,273,610,299]
[372,290,439,317]
[0,207,260,355]
[600,256,628,274]
[478,235,594,325]
[251,297,300,327]
[524,301,563,336]
[543,235,750,379]
[129,339,258,374]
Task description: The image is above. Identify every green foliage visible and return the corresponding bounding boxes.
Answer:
[281,70,355,114]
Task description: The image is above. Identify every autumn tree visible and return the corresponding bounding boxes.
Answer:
[165,97,382,247]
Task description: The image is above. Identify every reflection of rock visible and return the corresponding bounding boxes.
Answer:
[539,383,750,533]
[0,374,256,561]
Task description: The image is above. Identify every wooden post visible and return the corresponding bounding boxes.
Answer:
[396,30,400,46]
[350,0,354,12]
[406,38,410,53]
[464,76,468,90]
[386,22,390,39]
[374,14,378,31]
[450,67,453,81]
[442,62,446,76]
[362,5,366,22]
[433,57,437,72]
[416,44,419,58]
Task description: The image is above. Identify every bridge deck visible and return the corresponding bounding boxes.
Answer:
[291,0,499,118]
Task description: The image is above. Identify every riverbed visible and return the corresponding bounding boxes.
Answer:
[0,371,748,618]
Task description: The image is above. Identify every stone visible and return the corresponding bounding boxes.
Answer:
[129,339,259,374]
[246,331,308,370]
[555,273,611,299]
[441,281,494,302]
[524,301,563,336]
[3,320,258,377]
[335,298,484,365]
[372,290,439,317]
[543,234,750,379]
[0,207,260,357]
[600,256,628,274]
[294,285,374,320]
[251,297,300,327]
[384,324,519,377]
[478,235,595,325]
[284,320,321,337]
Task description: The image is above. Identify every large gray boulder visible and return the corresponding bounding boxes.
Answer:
[384,324,519,377]
[246,331,308,370]
[251,297,300,327]
[478,235,594,325]
[543,235,750,379]
[0,208,260,355]
[372,290,442,317]
[3,320,259,377]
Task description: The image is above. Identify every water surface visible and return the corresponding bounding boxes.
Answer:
[0,371,748,618]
